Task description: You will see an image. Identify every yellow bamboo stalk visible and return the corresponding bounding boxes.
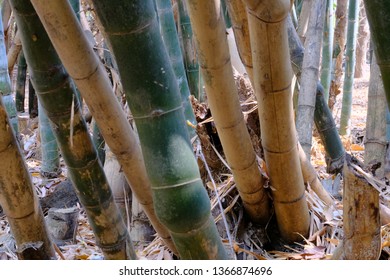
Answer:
[30,0,177,254]
[243,0,310,242]
[225,0,254,84]
[0,102,55,259]
[186,0,270,224]
[7,30,21,74]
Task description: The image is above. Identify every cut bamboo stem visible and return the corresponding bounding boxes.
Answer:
[332,155,381,260]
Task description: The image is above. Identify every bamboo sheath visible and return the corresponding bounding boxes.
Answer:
[244,0,310,242]
[29,0,176,254]
[186,0,270,224]
[0,101,55,259]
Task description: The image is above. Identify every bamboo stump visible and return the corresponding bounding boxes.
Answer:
[333,155,381,259]
[46,207,79,246]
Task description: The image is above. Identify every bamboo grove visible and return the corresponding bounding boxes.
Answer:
[0,0,389,260]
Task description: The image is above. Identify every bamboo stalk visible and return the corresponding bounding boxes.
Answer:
[0,95,55,259]
[225,0,254,84]
[296,0,327,159]
[90,0,228,259]
[177,0,204,101]
[7,30,21,75]
[15,51,26,112]
[287,15,346,174]
[244,0,310,242]
[0,10,17,134]
[297,0,312,43]
[364,53,387,178]
[29,0,177,254]
[354,2,368,78]
[364,0,390,110]
[156,0,197,138]
[339,0,360,135]
[38,100,60,178]
[320,0,335,102]
[186,0,270,224]
[329,0,348,111]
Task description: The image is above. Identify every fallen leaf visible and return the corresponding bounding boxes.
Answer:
[350,144,364,151]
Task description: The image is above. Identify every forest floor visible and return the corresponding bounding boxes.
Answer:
[1,62,389,260]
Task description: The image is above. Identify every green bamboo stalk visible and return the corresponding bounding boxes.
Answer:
[329,0,348,111]
[221,0,232,29]
[92,119,105,165]
[30,0,177,254]
[0,10,18,134]
[28,78,38,118]
[287,15,345,173]
[339,0,360,135]
[68,0,80,21]
[15,51,26,112]
[38,100,61,178]
[0,95,55,259]
[177,0,204,101]
[155,0,197,138]
[10,0,136,260]
[364,0,390,111]
[296,0,327,159]
[90,0,228,259]
[321,0,335,102]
